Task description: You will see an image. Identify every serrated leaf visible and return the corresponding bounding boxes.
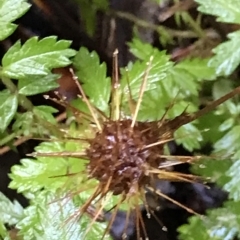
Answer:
[18,74,59,96]
[175,123,202,151]
[191,158,232,186]
[33,105,58,124]
[73,47,111,113]
[12,112,33,136]
[214,125,240,159]
[209,31,240,76]
[196,112,225,145]
[179,201,240,240]
[175,58,216,81]
[224,159,240,201]
[121,46,173,103]
[128,38,158,60]
[17,190,109,240]
[0,0,30,40]
[0,92,18,132]
[1,37,76,78]
[0,192,24,226]
[9,141,86,193]
[167,67,199,96]
[195,0,240,24]
[17,191,82,240]
[178,215,209,240]
[137,85,169,121]
[168,101,201,151]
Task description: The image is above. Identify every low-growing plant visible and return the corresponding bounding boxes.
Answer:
[1,0,240,240]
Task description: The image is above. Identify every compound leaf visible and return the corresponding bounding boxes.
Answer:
[179,201,240,240]
[17,191,82,240]
[1,36,76,78]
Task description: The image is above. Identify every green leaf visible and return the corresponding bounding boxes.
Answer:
[1,36,76,78]
[17,190,109,240]
[209,31,240,76]
[212,79,233,100]
[214,125,240,159]
[18,74,59,96]
[76,0,108,37]
[9,141,86,193]
[179,201,240,240]
[175,123,202,151]
[12,112,34,136]
[224,159,240,201]
[219,118,234,132]
[167,101,201,151]
[0,192,24,226]
[178,215,209,240]
[167,67,199,96]
[191,158,232,187]
[17,191,82,240]
[175,58,216,81]
[121,44,173,103]
[0,92,18,132]
[137,85,169,121]
[128,38,158,60]
[0,0,30,40]
[196,112,225,145]
[0,221,7,238]
[195,0,240,24]
[73,47,111,113]
[33,105,58,124]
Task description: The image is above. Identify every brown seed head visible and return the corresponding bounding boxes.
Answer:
[86,119,164,195]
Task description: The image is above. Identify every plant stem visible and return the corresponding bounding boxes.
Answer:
[2,77,33,111]
[183,12,205,38]
[108,10,199,39]
[0,132,19,146]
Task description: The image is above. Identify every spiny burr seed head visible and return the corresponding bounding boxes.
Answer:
[86,119,164,195]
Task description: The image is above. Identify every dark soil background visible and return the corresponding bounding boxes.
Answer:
[0,0,237,239]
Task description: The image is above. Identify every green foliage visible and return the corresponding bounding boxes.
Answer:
[0,192,24,226]
[18,74,59,96]
[75,0,108,37]
[0,92,18,132]
[73,47,111,113]
[16,191,83,240]
[209,31,240,76]
[1,0,240,239]
[196,0,240,76]
[177,1,240,239]
[196,0,240,24]
[0,0,30,41]
[179,200,240,240]
[1,37,76,78]
[0,35,76,134]
[0,192,24,239]
[9,141,86,193]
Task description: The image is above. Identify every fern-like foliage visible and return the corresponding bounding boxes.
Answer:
[0,0,240,239]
